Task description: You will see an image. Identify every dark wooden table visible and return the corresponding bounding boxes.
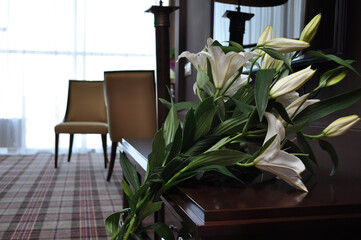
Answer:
[121,131,361,240]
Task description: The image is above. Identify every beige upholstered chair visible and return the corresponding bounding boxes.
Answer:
[54,80,108,168]
[104,70,157,181]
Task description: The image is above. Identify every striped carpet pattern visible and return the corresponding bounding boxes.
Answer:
[0,153,123,240]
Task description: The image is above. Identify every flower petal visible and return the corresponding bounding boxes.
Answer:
[270,66,316,98]
[254,112,308,192]
[257,150,308,192]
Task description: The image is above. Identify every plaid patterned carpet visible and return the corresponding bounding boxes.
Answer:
[0,153,123,240]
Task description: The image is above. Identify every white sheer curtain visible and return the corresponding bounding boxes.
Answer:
[0,0,160,154]
[214,0,306,47]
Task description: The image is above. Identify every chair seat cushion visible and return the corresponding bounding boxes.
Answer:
[55,121,108,134]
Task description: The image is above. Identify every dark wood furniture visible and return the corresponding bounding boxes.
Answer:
[121,132,361,240]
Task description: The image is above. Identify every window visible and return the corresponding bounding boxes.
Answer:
[0,0,158,153]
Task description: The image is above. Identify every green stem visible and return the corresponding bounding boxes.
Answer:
[163,167,187,191]
[242,108,257,134]
[303,133,324,139]
[196,86,203,101]
[292,153,310,157]
[247,55,261,84]
[247,129,266,135]
[236,162,255,167]
[215,132,244,150]
[111,228,122,240]
[123,214,137,240]
[214,89,220,99]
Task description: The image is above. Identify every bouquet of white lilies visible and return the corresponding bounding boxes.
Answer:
[106,14,361,240]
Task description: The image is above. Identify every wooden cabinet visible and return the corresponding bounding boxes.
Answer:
[121,135,361,240]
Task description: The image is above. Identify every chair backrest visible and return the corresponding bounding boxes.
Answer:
[104,70,157,142]
[64,80,107,123]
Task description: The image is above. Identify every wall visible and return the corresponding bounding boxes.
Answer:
[174,0,213,102]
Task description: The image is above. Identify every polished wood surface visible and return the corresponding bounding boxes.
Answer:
[121,130,361,239]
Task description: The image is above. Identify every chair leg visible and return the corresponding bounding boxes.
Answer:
[106,142,118,181]
[67,134,74,162]
[55,134,59,168]
[101,134,108,168]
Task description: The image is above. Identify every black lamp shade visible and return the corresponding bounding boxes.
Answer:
[216,0,288,7]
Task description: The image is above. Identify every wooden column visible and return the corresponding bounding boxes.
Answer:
[146,3,178,129]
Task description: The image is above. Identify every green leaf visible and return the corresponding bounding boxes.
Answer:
[159,98,199,111]
[293,88,361,124]
[161,157,190,182]
[121,179,134,204]
[194,97,217,141]
[196,165,242,182]
[184,136,223,157]
[165,125,183,165]
[196,67,216,96]
[132,180,152,200]
[319,139,338,176]
[297,132,317,165]
[181,109,196,152]
[254,69,275,121]
[195,97,214,118]
[216,98,226,121]
[258,47,292,72]
[318,66,345,88]
[231,97,255,114]
[211,40,245,54]
[149,223,175,240]
[284,120,309,136]
[119,152,140,191]
[270,101,293,124]
[138,201,163,222]
[105,209,130,237]
[307,50,359,75]
[146,129,166,181]
[228,40,245,52]
[194,107,217,141]
[212,115,248,136]
[105,212,121,237]
[186,149,251,170]
[163,104,180,146]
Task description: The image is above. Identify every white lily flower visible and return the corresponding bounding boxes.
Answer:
[178,38,258,93]
[270,66,316,98]
[300,13,322,43]
[284,93,320,119]
[220,74,249,96]
[177,51,207,72]
[322,115,360,137]
[275,92,319,122]
[263,38,310,53]
[254,112,308,192]
[275,91,300,107]
[200,48,257,89]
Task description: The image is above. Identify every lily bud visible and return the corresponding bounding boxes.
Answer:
[261,53,283,71]
[322,115,360,137]
[300,13,322,43]
[263,38,310,53]
[257,25,273,46]
[270,66,316,98]
[325,70,348,87]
